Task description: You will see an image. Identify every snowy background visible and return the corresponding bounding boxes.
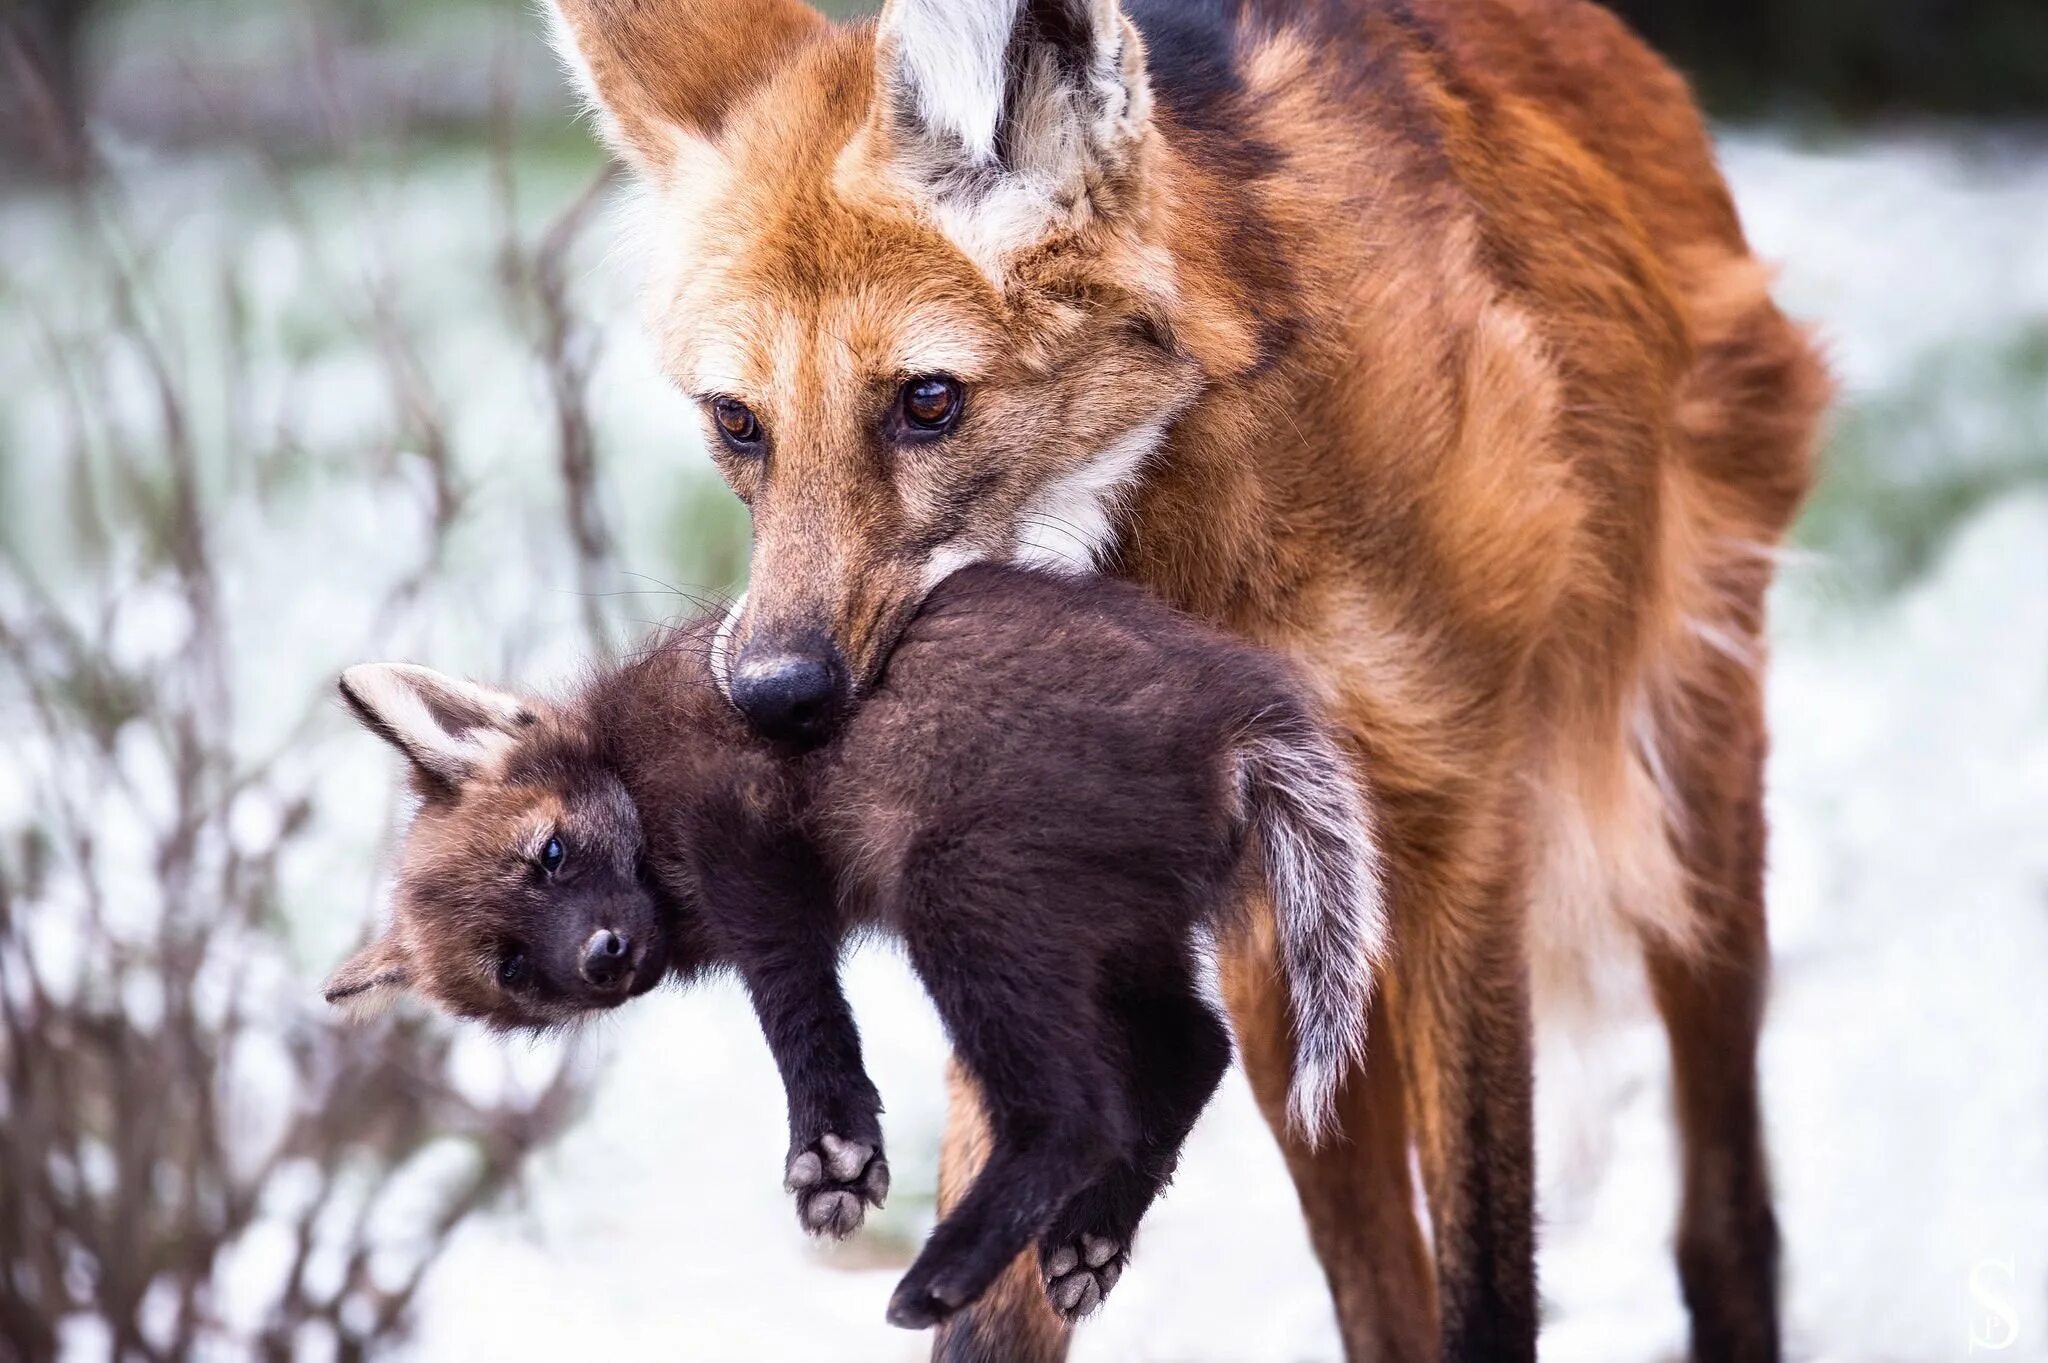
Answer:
[2,5,2044,1361]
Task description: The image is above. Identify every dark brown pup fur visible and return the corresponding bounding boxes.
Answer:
[328,565,1385,1331]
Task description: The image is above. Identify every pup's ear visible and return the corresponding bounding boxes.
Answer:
[338,664,537,794]
[545,0,827,177]
[323,935,412,1021]
[860,0,1153,267]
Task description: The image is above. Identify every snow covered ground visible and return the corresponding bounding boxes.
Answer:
[4,126,2043,1361]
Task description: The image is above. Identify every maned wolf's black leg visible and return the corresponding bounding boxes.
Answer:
[887,880,1131,1329]
[701,842,888,1239]
[1397,867,1537,1363]
[1652,647,1782,1363]
[1037,942,1232,1321]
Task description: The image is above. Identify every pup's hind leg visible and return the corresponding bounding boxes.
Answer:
[1037,944,1231,1322]
[887,886,1129,1330]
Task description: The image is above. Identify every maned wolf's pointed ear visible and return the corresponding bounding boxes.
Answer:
[545,0,827,176]
[323,935,412,1020]
[338,664,536,793]
[861,0,1153,268]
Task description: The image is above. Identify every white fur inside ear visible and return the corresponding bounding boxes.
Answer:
[881,0,1024,163]
[341,664,526,781]
[868,0,1150,281]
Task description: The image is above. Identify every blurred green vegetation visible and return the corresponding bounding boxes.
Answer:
[1600,0,2048,118]
[1795,322,2048,597]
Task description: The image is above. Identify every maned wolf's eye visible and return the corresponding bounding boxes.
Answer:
[710,397,762,450]
[497,947,530,989]
[539,836,566,874]
[892,376,964,440]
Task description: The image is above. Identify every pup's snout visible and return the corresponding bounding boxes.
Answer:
[729,636,847,743]
[579,928,632,990]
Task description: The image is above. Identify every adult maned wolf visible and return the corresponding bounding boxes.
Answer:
[544,0,1828,1358]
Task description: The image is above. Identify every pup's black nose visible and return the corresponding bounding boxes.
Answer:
[728,640,847,742]
[579,928,631,990]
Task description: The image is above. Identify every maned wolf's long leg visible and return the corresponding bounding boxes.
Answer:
[1388,882,1538,1363]
[1648,650,1781,1363]
[930,1069,1073,1363]
[1220,912,1439,1363]
[1035,942,1233,1321]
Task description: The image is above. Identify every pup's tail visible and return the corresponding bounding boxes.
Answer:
[1236,703,1390,1144]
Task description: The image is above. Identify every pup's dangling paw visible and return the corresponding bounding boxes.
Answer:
[884,1213,1018,1330]
[884,1269,971,1331]
[1040,1232,1126,1321]
[784,1132,889,1239]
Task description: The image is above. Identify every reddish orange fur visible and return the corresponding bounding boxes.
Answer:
[547,0,1829,1356]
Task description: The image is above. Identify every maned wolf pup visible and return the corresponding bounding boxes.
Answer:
[325,565,1385,1329]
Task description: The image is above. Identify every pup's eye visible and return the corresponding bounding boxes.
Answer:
[539,836,566,874]
[896,376,964,437]
[710,398,762,449]
[497,948,530,989]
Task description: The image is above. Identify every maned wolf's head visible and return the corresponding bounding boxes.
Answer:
[324,665,667,1030]
[549,0,1205,740]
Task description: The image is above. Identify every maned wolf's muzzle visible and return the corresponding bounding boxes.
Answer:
[729,629,850,743]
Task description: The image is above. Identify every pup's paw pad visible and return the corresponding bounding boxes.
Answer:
[785,1134,889,1239]
[1040,1233,1126,1321]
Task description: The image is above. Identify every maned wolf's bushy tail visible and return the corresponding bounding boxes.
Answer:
[1237,704,1390,1145]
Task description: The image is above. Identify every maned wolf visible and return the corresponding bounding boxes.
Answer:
[545,0,1830,1357]
[325,565,1386,1329]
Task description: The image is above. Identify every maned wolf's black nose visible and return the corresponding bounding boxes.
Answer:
[579,928,631,990]
[729,639,847,742]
